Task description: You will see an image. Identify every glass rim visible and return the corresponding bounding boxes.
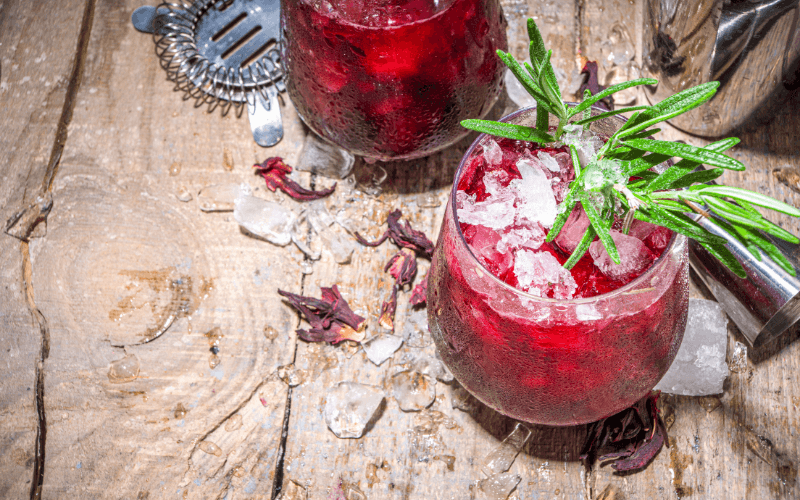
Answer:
[302,0,458,30]
[451,102,683,305]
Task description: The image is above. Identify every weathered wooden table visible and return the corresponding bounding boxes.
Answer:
[3,0,800,498]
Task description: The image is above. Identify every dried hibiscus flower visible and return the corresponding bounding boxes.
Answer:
[278,285,365,344]
[409,271,428,307]
[357,210,434,329]
[378,248,418,329]
[254,157,336,201]
[580,391,668,472]
[355,209,434,258]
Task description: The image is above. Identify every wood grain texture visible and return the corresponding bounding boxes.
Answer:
[22,0,306,498]
[5,0,800,498]
[0,0,91,497]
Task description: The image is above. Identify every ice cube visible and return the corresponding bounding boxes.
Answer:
[296,132,355,179]
[234,184,296,246]
[629,219,671,252]
[477,472,521,500]
[654,298,730,395]
[481,422,532,476]
[589,230,655,281]
[483,138,504,166]
[512,158,558,228]
[514,250,577,299]
[323,381,385,438]
[391,371,435,412]
[553,205,590,254]
[456,190,516,230]
[362,334,403,366]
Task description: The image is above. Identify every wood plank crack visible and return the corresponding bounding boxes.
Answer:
[20,0,96,497]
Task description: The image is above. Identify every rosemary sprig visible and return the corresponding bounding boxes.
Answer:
[461,18,800,278]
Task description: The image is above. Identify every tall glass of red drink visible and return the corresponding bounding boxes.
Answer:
[281,0,508,161]
[427,105,689,426]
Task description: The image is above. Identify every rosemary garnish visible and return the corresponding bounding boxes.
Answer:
[462,18,800,278]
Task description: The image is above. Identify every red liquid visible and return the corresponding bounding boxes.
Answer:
[281,0,507,160]
[428,121,689,425]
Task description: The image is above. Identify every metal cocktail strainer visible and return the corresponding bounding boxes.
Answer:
[133,0,284,146]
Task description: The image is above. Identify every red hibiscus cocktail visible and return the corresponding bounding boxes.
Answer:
[428,106,689,425]
[281,0,507,161]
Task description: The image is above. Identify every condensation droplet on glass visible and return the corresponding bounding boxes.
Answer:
[198,441,222,456]
[225,413,243,432]
[107,354,140,383]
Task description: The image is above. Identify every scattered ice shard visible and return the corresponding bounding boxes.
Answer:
[451,385,480,413]
[481,422,532,476]
[478,472,521,500]
[296,131,355,179]
[400,306,432,348]
[410,352,454,383]
[197,183,240,212]
[655,298,730,395]
[307,201,356,264]
[323,381,385,439]
[589,229,655,281]
[276,480,307,500]
[234,184,296,246]
[729,341,748,373]
[362,334,403,366]
[391,371,436,412]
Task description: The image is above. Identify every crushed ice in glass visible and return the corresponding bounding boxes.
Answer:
[391,371,436,412]
[514,249,577,299]
[481,422,532,476]
[362,334,403,366]
[655,298,730,395]
[234,184,296,246]
[323,381,385,439]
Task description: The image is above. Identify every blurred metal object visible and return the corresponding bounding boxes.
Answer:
[135,0,285,146]
[642,0,800,136]
[688,214,800,349]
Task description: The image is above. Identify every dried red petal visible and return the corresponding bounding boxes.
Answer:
[278,285,366,344]
[579,61,613,111]
[379,286,398,330]
[254,157,336,201]
[409,271,428,307]
[355,209,434,259]
[385,248,418,287]
[581,392,667,473]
